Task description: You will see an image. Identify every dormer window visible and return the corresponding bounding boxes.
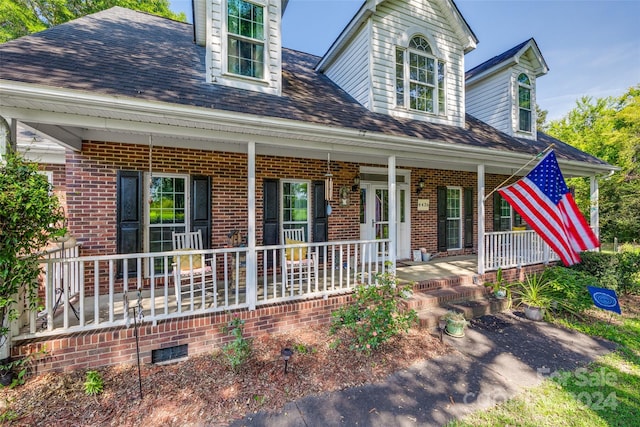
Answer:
[227,0,265,79]
[395,36,446,115]
[518,73,532,132]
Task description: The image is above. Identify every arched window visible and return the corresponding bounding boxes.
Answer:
[518,73,532,132]
[395,36,445,115]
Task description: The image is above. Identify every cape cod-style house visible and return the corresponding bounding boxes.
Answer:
[0,0,614,372]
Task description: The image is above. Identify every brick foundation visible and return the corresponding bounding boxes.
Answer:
[13,294,352,375]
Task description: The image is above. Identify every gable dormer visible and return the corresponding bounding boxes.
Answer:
[193,0,287,95]
[465,38,549,140]
[316,0,477,128]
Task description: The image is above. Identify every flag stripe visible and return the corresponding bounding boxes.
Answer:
[559,195,599,251]
[499,179,579,265]
[497,150,599,266]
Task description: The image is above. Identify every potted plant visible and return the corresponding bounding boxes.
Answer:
[484,268,509,299]
[514,272,552,321]
[442,310,468,338]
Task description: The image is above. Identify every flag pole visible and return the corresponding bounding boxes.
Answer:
[483,144,555,202]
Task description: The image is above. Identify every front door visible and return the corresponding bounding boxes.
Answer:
[360,184,410,259]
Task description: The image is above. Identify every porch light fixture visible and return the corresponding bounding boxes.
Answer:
[325,153,333,201]
[416,178,425,194]
[352,174,360,192]
[281,347,293,374]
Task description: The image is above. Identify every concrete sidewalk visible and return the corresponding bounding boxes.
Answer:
[229,312,617,427]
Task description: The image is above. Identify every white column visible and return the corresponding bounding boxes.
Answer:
[477,164,485,275]
[247,142,257,310]
[388,155,396,271]
[590,174,600,242]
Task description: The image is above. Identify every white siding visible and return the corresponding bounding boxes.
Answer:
[466,69,512,135]
[466,47,542,139]
[207,0,282,95]
[324,23,371,108]
[369,0,467,127]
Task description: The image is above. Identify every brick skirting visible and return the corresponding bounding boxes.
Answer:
[13,294,353,375]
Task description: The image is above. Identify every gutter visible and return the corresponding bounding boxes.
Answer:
[0,80,615,176]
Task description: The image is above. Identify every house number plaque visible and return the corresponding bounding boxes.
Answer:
[417,199,429,211]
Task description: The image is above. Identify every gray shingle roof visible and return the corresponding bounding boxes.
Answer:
[0,7,607,167]
[466,38,534,81]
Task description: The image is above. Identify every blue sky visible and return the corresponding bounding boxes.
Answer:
[170,0,639,120]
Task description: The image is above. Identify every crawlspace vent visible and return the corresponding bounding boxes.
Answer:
[152,344,188,364]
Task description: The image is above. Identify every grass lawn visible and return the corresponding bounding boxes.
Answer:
[447,295,640,427]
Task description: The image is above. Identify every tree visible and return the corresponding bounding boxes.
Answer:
[0,150,66,359]
[546,86,640,243]
[0,0,186,42]
[536,104,548,131]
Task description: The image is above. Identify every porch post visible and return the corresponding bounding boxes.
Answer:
[590,174,600,242]
[388,155,396,271]
[477,164,485,275]
[247,141,257,310]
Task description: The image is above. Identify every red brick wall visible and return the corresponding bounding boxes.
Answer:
[64,143,366,255]
[61,141,515,261]
[14,295,352,375]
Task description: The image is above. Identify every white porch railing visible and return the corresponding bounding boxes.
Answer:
[15,239,389,339]
[483,230,559,271]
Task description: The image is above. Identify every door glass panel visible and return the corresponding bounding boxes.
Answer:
[360,188,366,224]
[375,189,389,239]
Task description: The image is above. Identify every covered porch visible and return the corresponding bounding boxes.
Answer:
[14,228,560,341]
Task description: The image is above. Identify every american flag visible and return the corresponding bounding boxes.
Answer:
[498,150,599,265]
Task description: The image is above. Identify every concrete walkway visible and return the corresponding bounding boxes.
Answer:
[229,311,616,427]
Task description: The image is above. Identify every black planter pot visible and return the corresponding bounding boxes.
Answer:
[0,370,14,387]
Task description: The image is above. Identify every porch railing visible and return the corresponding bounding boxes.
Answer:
[483,230,559,271]
[16,239,389,339]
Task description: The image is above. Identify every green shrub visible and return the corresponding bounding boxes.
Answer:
[619,250,640,294]
[571,250,640,295]
[330,269,417,353]
[221,315,252,371]
[84,370,104,396]
[544,267,597,315]
[571,252,620,290]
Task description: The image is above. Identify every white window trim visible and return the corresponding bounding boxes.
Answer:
[446,186,462,250]
[222,0,268,82]
[517,72,533,133]
[280,179,312,240]
[143,172,190,254]
[395,35,447,116]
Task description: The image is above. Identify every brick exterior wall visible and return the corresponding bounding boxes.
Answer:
[13,294,352,375]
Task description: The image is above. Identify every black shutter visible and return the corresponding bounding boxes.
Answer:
[191,175,211,249]
[464,187,473,248]
[263,179,279,266]
[437,186,447,252]
[493,192,502,231]
[312,180,328,262]
[116,170,142,277]
[312,180,328,243]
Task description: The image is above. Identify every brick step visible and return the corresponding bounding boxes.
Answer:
[412,274,477,293]
[404,284,489,311]
[415,296,512,330]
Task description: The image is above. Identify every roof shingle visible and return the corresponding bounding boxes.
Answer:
[0,7,607,167]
